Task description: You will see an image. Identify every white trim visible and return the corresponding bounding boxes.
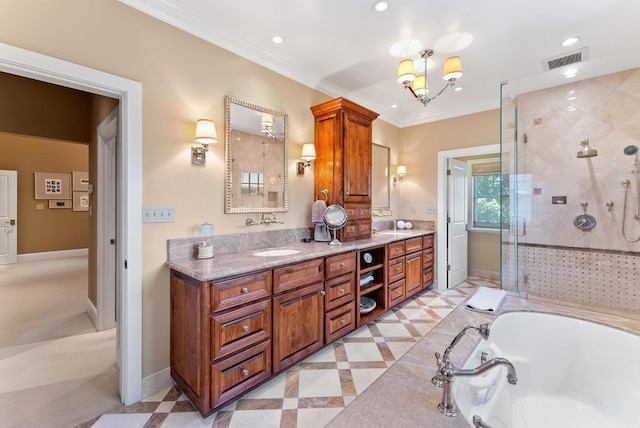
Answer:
[468,228,500,234]
[142,367,175,400]
[17,248,88,262]
[437,144,500,291]
[86,297,98,329]
[0,41,143,406]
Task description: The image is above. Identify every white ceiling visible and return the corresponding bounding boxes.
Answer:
[119,0,640,127]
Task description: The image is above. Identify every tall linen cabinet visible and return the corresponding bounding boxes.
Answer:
[311,98,379,242]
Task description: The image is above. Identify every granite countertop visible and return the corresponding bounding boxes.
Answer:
[326,294,640,428]
[166,230,434,282]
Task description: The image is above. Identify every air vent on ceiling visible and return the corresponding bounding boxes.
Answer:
[541,47,589,72]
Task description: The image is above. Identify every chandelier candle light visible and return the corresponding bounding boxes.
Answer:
[397,49,463,106]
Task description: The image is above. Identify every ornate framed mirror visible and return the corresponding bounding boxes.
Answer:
[224,96,289,213]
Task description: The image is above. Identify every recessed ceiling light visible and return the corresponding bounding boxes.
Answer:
[561,36,580,47]
[372,0,389,12]
[390,104,398,108]
[272,35,284,44]
[454,86,464,92]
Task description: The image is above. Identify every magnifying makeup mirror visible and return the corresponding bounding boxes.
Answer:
[323,205,348,246]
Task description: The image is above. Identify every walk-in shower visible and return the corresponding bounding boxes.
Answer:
[621,145,640,242]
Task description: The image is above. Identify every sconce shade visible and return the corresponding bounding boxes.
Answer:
[194,119,218,145]
[411,75,428,96]
[397,59,416,83]
[301,143,316,162]
[261,113,274,127]
[442,56,463,81]
[396,165,407,177]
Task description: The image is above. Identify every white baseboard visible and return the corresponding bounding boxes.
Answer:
[18,248,88,263]
[86,298,98,330]
[142,367,174,400]
[468,268,500,281]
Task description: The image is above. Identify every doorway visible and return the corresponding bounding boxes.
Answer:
[0,42,143,405]
[436,144,500,290]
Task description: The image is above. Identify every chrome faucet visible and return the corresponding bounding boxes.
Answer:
[432,323,518,417]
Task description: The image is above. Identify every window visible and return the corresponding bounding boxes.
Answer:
[468,159,504,230]
[240,172,264,196]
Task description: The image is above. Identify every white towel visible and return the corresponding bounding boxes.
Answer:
[466,286,507,315]
[312,199,326,223]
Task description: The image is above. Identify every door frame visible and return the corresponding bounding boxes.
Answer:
[0,170,18,265]
[96,109,118,331]
[0,42,143,405]
[436,144,500,290]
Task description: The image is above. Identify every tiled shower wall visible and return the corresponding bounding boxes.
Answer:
[505,67,640,314]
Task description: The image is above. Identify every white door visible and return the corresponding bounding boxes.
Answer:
[0,170,18,265]
[447,159,468,287]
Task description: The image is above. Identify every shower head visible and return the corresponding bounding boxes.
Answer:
[624,145,638,156]
[577,138,597,158]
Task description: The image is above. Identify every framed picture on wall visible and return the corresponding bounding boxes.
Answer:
[34,172,71,200]
[72,171,89,191]
[73,192,89,212]
[49,200,71,209]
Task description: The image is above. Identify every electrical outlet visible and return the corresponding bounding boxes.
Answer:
[409,205,417,214]
[142,206,175,223]
[425,206,437,214]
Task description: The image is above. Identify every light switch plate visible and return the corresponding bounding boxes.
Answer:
[425,206,437,214]
[142,206,175,223]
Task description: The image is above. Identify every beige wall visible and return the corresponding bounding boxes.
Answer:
[0,0,494,377]
[0,133,89,253]
[468,232,500,277]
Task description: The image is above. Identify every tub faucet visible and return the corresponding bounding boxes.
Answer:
[432,323,518,417]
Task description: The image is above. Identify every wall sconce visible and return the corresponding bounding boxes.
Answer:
[297,143,316,175]
[192,119,218,165]
[393,165,407,186]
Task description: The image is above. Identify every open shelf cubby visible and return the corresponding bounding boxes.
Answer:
[357,245,387,327]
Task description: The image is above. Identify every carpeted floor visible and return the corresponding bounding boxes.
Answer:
[0,256,121,428]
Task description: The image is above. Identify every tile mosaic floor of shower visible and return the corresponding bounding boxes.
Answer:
[81,278,496,428]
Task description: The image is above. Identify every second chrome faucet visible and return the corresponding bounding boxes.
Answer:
[432,323,518,417]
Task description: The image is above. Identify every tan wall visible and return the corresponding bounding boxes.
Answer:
[0,0,490,377]
[0,133,89,253]
[468,232,500,277]
[397,109,500,219]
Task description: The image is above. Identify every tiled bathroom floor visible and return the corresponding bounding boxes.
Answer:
[82,278,497,428]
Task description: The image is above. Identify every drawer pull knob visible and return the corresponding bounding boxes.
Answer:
[242,368,249,376]
[339,288,344,294]
[340,262,345,267]
[321,290,326,296]
[241,287,249,294]
[242,325,249,332]
[340,319,346,325]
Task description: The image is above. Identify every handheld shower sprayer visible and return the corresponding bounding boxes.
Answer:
[621,145,640,242]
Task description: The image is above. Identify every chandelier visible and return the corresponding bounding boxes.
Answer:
[397,49,463,106]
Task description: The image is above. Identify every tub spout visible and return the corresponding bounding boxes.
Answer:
[435,357,518,417]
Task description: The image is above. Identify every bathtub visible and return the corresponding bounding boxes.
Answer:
[453,311,640,428]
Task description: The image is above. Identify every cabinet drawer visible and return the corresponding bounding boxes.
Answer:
[423,266,434,286]
[343,220,359,239]
[273,258,324,294]
[344,203,371,219]
[211,341,271,409]
[211,271,272,313]
[388,256,405,284]
[325,272,355,311]
[325,252,355,279]
[358,219,371,236]
[344,204,358,219]
[423,249,434,267]
[423,234,434,249]
[388,279,405,307]
[388,241,405,259]
[325,302,355,344]
[405,237,423,254]
[211,300,271,361]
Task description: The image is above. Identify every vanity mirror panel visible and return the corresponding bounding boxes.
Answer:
[225,96,289,213]
[372,143,390,210]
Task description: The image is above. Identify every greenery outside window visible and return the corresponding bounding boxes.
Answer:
[468,158,505,230]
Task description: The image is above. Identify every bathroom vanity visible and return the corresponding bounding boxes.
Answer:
[167,230,435,416]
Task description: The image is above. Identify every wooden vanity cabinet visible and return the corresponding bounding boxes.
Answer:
[357,245,387,327]
[324,252,356,343]
[311,98,379,242]
[387,240,406,307]
[272,259,325,372]
[405,237,424,298]
[423,234,435,288]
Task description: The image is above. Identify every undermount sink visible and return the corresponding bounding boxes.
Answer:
[253,248,301,257]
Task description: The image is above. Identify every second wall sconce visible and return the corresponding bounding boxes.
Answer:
[192,119,218,165]
[393,165,407,186]
[297,143,316,175]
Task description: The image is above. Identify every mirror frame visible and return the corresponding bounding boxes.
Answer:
[224,96,289,213]
[371,143,391,210]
